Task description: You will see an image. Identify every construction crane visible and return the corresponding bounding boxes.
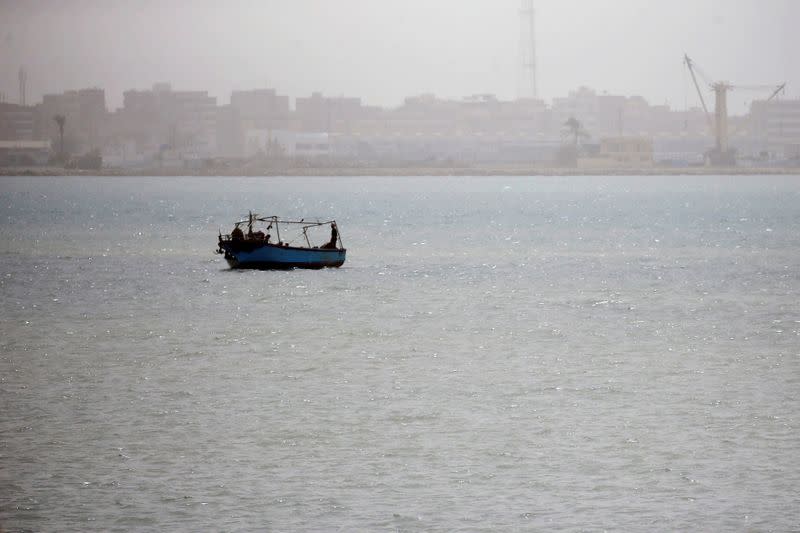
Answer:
[684,54,785,165]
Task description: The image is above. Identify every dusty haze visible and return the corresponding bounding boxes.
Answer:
[0,0,797,111]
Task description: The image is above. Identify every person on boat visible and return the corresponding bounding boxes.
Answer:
[322,222,339,249]
[231,225,244,241]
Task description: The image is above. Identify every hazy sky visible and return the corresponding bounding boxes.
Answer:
[1,0,797,113]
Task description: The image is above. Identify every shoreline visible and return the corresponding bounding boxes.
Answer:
[2,165,799,177]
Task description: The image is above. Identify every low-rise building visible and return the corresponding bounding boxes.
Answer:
[244,129,330,159]
[0,140,51,166]
[578,136,653,168]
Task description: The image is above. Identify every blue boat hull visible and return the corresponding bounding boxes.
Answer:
[221,242,346,270]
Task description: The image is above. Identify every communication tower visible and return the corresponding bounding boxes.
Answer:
[518,0,537,100]
[19,67,27,106]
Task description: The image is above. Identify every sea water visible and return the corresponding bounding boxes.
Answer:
[1,176,799,531]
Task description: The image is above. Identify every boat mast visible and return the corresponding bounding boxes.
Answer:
[247,211,255,235]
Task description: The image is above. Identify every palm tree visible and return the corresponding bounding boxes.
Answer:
[53,114,66,155]
[562,116,589,147]
[556,116,591,167]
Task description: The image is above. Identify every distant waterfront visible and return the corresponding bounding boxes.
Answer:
[2,165,799,177]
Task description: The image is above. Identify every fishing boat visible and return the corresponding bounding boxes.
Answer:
[216,212,346,269]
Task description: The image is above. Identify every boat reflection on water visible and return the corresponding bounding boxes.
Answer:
[216,212,346,270]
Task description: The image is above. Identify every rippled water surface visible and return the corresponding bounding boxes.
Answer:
[1,176,799,531]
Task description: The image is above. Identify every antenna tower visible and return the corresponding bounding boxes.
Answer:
[19,67,27,106]
[518,0,537,100]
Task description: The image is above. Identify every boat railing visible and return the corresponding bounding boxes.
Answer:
[219,218,343,249]
[219,233,271,242]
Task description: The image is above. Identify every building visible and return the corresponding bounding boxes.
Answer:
[295,92,366,133]
[231,89,289,130]
[578,136,653,168]
[0,140,51,166]
[35,88,107,154]
[111,83,218,162]
[0,103,35,140]
[244,129,330,159]
[750,98,800,160]
[215,105,243,159]
[218,88,291,157]
[156,84,217,157]
[552,87,603,135]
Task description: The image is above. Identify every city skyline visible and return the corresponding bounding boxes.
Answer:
[1,0,797,112]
